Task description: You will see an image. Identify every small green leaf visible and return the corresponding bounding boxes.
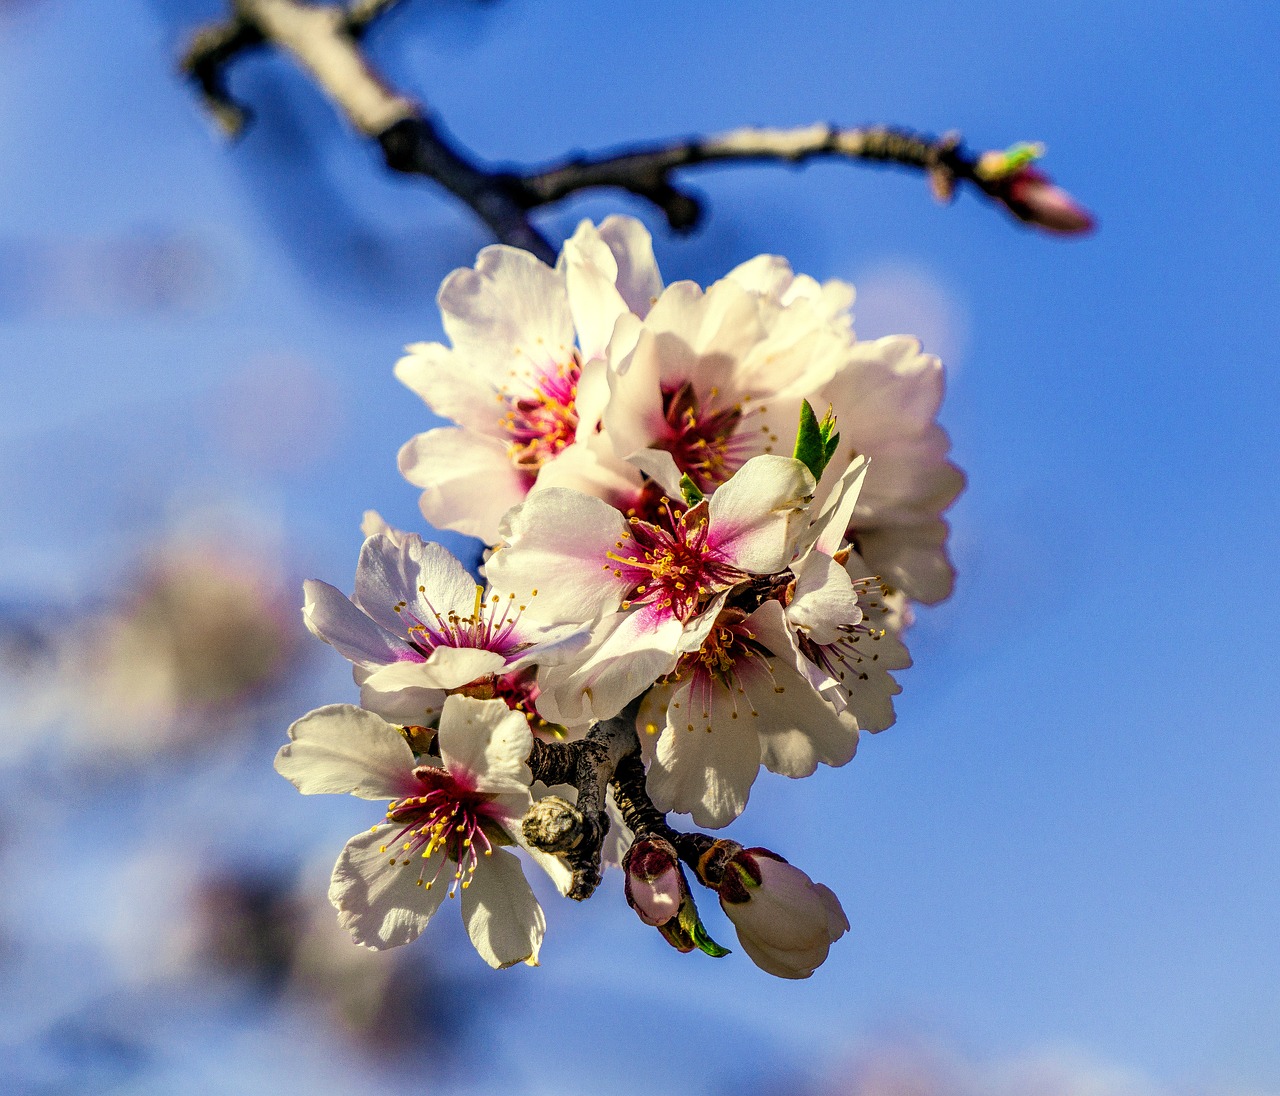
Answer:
[679,473,705,506]
[794,400,841,483]
[690,918,731,959]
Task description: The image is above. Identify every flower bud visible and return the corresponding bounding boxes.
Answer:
[623,836,730,958]
[623,836,684,926]
[717,847,849,979]
[997,166,1095,235]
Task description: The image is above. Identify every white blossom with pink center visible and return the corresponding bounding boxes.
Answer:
[275,697,567,966]
[303,531,587,731]
[777,454,913,733]
[638,598,858,829]
[485,454,817,727]
[395,217,663,543]
[598,255,963,604]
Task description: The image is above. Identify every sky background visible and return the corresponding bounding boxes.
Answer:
[1,1,1278,1093]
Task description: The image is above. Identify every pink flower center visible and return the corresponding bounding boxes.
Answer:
[605,502,742,622]
[392,586,532,662]
[654,381,772,494]
[501,356,581,475]
[380,766,503,893]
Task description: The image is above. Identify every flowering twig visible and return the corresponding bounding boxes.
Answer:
[181,0,1094,266]
[523,701,643,900]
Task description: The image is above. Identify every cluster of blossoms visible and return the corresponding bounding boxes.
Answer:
[277,217,962,978]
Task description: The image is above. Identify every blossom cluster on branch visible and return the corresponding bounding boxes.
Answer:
[276,216,963,978]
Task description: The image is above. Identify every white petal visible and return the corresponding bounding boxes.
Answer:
[398,428,529,543]
[353,533,477,636]
[329,824,449,949]
[745,602,859,777]
[531,432,646,512]
[707,455,815,573]
[786,552,861,647]
[362,648,507,692]
[393,340,503,435]
[275,704,416,799]
[484,487,630,624]
[597,215,662,317]
[857,519,955,604]
[438,246,574,385]
[436,695,534,804]
[303,579,417,668]
[460,847,546,968]
[647,676,763,829]
[602,326,673,461]
[359,679,445,728]
[562,221,628,362]
[534,606,683,727]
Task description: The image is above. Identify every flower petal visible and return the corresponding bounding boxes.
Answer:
[707,455,815,574]
[275,704,417,799]
[359,678,446,729]
[438,245,574,384]
[303,579,418,668]
[398,428,530,543]
[362,648,507,693]
[460,846,546,968]
[646,677,763,829]
[394,340,503,436]
[485,487,630,624]
[329,823,449,949]
[353,533,477,637]
[436,695,534,804]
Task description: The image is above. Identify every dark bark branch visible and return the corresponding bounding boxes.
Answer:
[181,1,1090,261]
[524,699,643,900]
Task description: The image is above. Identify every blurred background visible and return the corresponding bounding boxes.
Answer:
[1,1,1277,1093]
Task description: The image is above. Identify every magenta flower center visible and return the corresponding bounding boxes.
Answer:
[605,502,742,622]
[380,766,502,893]
[501,356,581,475]
[392,586,531,662]
[655,381,772,494]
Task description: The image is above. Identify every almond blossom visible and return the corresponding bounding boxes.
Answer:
[638,599,859,828]
[485,454,817,727]
[599,249,963,603]
[302,530,586,732]
[274,697,561,967]
[395,217,662,542]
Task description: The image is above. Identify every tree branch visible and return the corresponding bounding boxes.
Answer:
[524,700,643,900]
[181,0,1093,263]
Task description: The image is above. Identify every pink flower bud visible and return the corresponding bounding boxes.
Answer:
[623,836,684,927]
[999,166,1095,235]
[718,848,849,979]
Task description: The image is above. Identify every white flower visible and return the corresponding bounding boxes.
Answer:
[778,456,912,732]
[274,696,560,967]
[395,217,663,543]
[716,847,849,979]
[638,599,858,828]
[486,454,817,726]
[599,256,962,603]
[302,530,586,730]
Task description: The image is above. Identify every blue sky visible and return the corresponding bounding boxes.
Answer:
[1,1,1278,1092]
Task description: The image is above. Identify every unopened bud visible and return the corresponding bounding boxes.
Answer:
[623,836,684,926]
[997,165,1095,235]
[623,835,730,958]
[716,846,849,979]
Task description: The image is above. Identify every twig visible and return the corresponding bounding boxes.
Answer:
[181,0,1093,264]
[524,700,642,899]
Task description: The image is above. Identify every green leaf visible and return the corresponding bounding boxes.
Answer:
[679,473,705,506]
[690,918,731,958]
[794,400,840,483]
